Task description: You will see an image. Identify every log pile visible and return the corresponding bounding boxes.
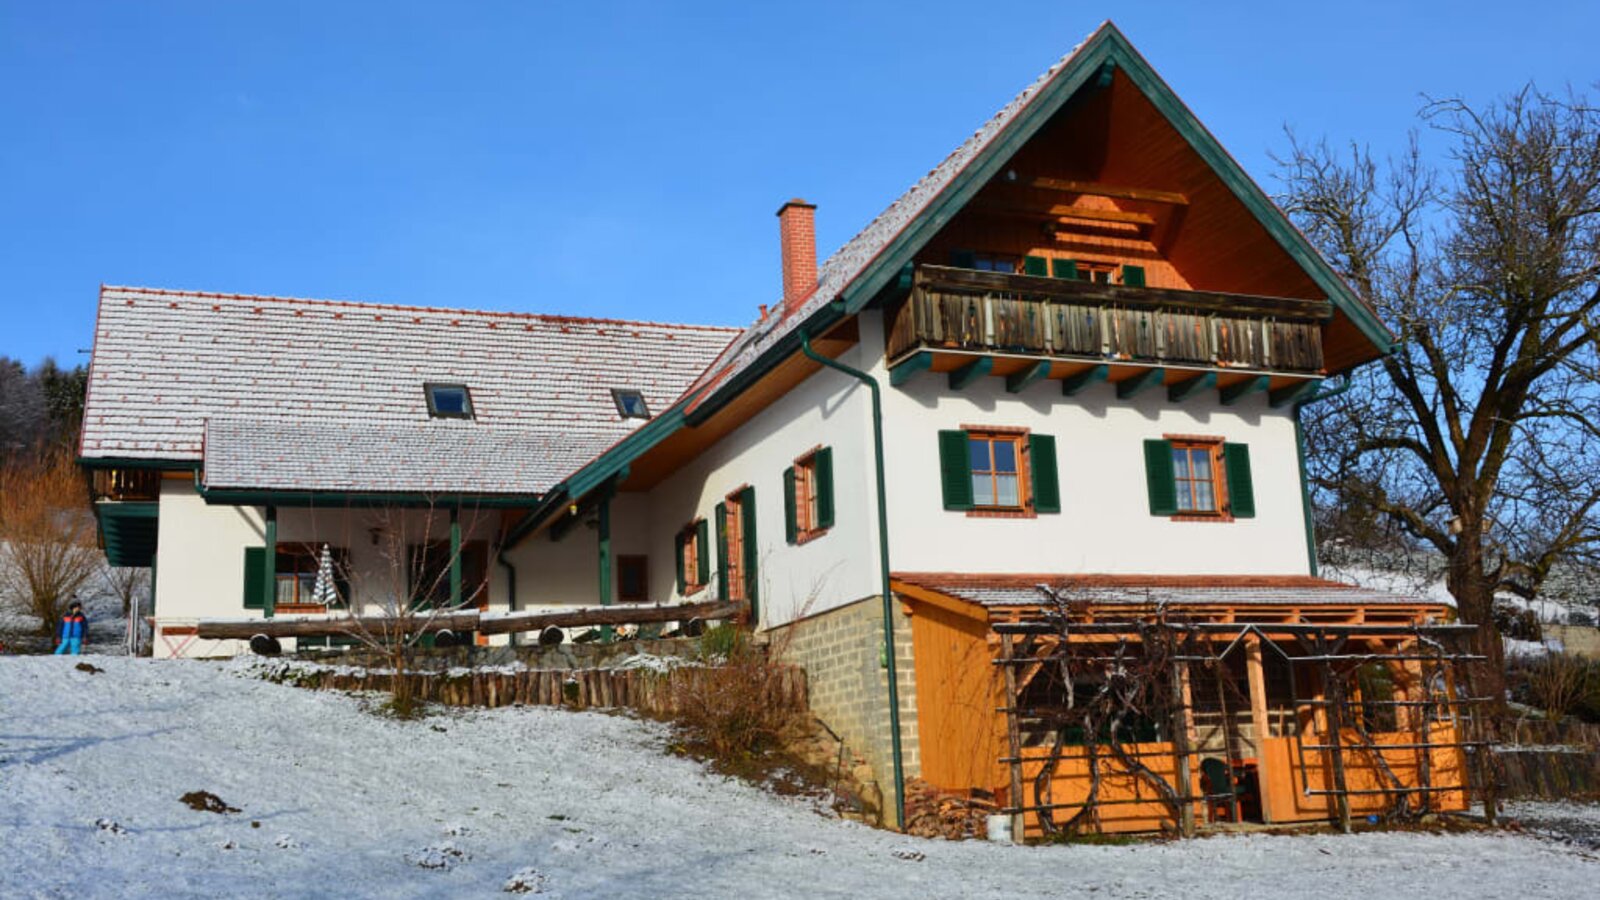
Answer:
[902,778,998,840]
[260,662,807,719]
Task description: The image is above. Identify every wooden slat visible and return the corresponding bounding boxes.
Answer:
[1032,177,1189,206]
[920,264,1332,321]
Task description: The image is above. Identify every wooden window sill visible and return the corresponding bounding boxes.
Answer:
[682,583,707,597]
[1169,513,1235,523]
[966,507,1037,520]
[795,527,831,545]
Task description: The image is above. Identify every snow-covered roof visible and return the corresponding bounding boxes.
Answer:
[894,573,1440,608]
[81,286,738,494]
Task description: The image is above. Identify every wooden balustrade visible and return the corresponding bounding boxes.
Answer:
[91,467,163,502]
[887,265,1327,375]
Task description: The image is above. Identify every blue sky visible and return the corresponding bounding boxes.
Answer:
[2,1,1595,366]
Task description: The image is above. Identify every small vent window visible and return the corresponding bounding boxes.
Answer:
[612,389,651,420]
[425,383,474,419]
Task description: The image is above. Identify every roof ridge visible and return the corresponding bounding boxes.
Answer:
[100,285,744,334]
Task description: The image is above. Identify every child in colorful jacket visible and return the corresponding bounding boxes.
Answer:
[54,602,87,655]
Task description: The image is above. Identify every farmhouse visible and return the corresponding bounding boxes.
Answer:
[80,23,1476,835]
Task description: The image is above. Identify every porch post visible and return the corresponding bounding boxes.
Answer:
[1169,655,1197,837]
[597,486,613,643]
[449,507,462,609]
[263,505,277,619]
[1245,634,1274,823]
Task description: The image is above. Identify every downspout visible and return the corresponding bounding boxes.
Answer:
[1293,374,1353,578]
[800,307,906,832]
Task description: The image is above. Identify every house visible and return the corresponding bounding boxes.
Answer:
[81,22,1477,835]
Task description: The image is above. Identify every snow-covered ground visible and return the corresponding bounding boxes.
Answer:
[2,657,1596,899]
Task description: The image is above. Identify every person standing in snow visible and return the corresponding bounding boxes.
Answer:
[54,602,87,655]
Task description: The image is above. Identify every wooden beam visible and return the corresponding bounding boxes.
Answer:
[1220,375,1270,405]
[1245,634,1274,824]
[1032,177,1189,207]
[1269,379,1323,408]
[1167,371,1216,403]
[889,351,933,387]
[1004,360,1052,394]
[977,204,1156,228]
[948,356,994,390]
[1116,367,1165,399]
[1061,364,1109,396]
[196,599,745,640]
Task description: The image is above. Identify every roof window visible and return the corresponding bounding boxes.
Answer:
[612,388,651,420]
[425,383,474,419]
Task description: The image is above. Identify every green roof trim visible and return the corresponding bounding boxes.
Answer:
[196,489,538,509]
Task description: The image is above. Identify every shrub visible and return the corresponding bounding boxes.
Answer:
[670,626,806,764]
[1520,652,1596,722]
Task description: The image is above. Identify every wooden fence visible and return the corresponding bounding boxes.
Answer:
[263,662,808,718]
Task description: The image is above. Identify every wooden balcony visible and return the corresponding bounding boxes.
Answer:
[91,467,163,502]
[887,266,1330,397]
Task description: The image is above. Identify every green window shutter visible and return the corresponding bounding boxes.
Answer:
[1121,264,1146,287]
[696,519,710,586]
[674,530,687,593]
[1023,255,1048,277]
[242,546,266,609]
[949,249,976,269]
[1052,258,1079,280]
[783,466,798,545]
[939,430,974,511]
[714,503,729,599]
[1143,439,1178,516]
[1224,443,1256,518]
[739,486,759,619]
[1029,433,1061,514]
[815,446,835,529]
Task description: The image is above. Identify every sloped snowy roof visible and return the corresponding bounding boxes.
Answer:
[893,573,1438,608]
[81,286,737,493]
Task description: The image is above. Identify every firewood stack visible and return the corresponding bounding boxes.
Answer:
[902,778,997,840]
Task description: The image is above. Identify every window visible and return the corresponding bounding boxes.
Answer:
[969,432,1026,509]
[425,383,474,419]
[715,486,758,616]
[275,544,349,610]
[1171,441,1221,513]
[408,540,490,609]
[675,520,709,595]
[972,254,1018,273]
[937,429,1060,515]
[612,388,651,420]
[617,555,649,603]
[1142,438,1255,520]
[784,446,834,544]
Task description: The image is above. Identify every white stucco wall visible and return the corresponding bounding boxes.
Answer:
[638,339,883,629]
[857,309,1314,576]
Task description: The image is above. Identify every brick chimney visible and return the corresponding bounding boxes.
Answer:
[777,198,818,315]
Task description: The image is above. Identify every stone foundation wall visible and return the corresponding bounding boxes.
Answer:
[770,596,919,823]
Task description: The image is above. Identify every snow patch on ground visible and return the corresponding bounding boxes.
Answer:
[1,655,1596,898]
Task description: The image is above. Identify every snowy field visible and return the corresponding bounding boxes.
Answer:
[1,657,1596,900]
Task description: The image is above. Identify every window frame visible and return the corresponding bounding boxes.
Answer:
[424,382,475,419]
[722,488,747,602]
[679,520,706,596]
[966,428,1031,514]
[611,388,652,420]
[1166,435,1230,520]
[273,543,349,612]
[792,446,830,543]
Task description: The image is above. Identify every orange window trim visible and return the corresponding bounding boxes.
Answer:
[793,446,828,540]
[724,488,746,601]
[680,521,706,594]
[1164,434,1229,519]
[964,427,1032,513]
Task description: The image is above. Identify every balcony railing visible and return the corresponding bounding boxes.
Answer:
[887,265,1330,375]
[91,467,162,502]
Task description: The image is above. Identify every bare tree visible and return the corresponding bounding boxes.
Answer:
[303,500,502,718]
[1278,86,1600,697]
[0,449,104,640]
[103,566,150,619]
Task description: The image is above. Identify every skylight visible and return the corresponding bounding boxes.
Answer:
[425,383,474,419]
[612,388,651,420]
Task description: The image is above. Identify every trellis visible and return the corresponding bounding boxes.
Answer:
[992,611,1491,840]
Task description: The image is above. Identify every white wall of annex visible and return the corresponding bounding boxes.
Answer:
[640,338,882,629]
[858,309,1314,576]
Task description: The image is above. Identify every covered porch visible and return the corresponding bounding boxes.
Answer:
[894,574,1481,839]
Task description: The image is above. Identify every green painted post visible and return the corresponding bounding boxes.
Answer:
[597,487,613,643]
[263,506,277,619]
[449,507,462,609]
